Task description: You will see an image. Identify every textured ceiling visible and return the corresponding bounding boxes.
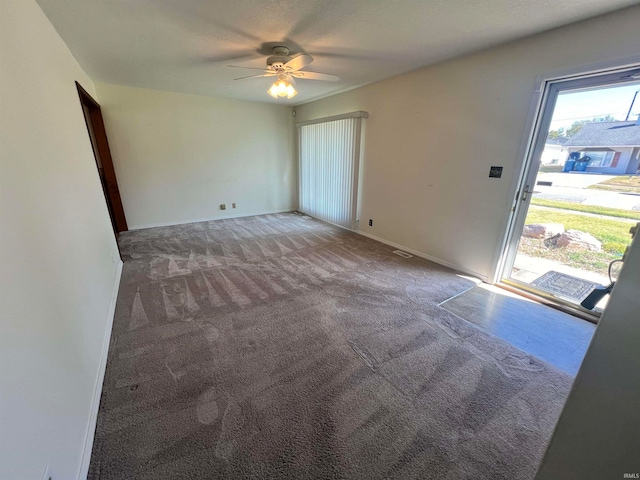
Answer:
[36,0,639,105]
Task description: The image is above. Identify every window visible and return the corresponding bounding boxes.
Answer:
[584,150,615,167]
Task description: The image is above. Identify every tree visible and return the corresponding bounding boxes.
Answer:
[548,127,565,139]
[548,115,617,140]
[565,115,617,138]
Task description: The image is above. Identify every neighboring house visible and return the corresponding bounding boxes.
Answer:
[541,136,569,164]
[563,119,640,174]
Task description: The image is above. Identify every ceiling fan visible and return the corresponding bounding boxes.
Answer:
[229,46,339,99]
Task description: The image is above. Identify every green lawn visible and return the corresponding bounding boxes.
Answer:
[587,175,640,193]
[538,164,564,173]
[519,206,633,275]
[525,207,631,254]
[598,175,640,187]
[530,198,640,221]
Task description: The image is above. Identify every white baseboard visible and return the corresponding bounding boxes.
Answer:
[129,209,294,231]
[356,230,487,282]
[77,260,123,480]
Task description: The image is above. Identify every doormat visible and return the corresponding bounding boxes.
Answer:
[531,271,599,302]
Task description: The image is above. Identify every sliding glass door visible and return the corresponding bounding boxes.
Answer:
[298,112,367,230]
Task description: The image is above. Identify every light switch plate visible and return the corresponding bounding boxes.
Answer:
[489,166,503,178]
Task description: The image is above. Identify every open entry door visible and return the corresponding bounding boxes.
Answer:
[76,82,128,234]
[500,66,640,317]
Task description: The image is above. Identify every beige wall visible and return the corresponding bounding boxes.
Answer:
[295,6,640,280]
[2,2,639,479]
[96,84,296,229]
[0,1,122,479]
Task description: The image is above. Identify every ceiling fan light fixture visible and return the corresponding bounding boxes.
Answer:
[268,76,297,99]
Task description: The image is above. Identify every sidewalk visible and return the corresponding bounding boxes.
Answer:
[531,204,638,223]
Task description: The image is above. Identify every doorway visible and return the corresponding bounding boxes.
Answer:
[76,82,128,235]
[501,67,640,316]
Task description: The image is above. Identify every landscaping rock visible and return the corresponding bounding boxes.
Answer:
[556,230,602,252]
[522,223,565,239]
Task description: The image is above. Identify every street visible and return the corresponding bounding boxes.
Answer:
[534,172,640,211]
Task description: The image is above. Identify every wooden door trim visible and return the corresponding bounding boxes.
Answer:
[76,82,128,233]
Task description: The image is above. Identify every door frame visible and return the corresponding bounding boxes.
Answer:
[76,82,128,234]
[492,61,640,290]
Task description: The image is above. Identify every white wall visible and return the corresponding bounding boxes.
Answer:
[295,5,640,281]
[96,84,296,229]
[541,144,567,165]
[0,1,122,479]
[535,225,640,479]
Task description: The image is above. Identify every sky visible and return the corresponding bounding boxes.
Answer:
[550,82,640,131]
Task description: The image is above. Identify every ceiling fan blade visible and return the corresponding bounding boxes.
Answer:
[291,71,339,82]
[233,73,276,80]
[228,65,270,71]
[285,54,313,72]
[194,51,257,65]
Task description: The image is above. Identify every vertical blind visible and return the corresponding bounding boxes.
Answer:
[298,112,366,230]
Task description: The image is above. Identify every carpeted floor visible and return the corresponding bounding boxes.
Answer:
[89,212,572,480]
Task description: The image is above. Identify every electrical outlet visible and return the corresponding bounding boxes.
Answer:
[368,219,373,226]
[232,203,236,208]
[220,204,226,210]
